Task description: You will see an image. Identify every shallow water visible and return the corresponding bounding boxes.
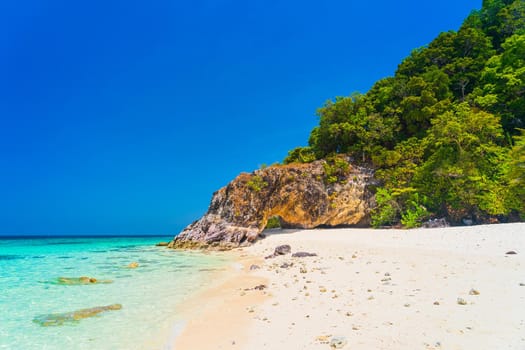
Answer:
[0,236,231,349]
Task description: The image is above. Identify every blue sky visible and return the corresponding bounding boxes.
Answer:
[0,0,481,235]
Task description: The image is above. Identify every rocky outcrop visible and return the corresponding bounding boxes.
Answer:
[169,159,375,250]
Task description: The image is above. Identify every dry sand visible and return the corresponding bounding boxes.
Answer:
[174,223,525,350]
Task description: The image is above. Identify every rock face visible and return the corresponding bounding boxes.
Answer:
[169,159,375,249]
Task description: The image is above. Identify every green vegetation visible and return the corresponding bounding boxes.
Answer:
[247,175,268,192]
[265,216,282,229]
[285,0,525,226]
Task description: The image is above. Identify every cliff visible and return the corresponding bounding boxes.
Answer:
[169,159,375,249]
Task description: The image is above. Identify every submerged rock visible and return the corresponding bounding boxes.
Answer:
[55,276,113,285]
[33,304,122,326]
[127,262,139,268]
[169,160,374,250]
[155,242,170,247]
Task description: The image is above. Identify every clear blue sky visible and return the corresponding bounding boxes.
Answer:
[0,0,481,235]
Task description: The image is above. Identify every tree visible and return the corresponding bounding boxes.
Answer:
[507,129,525,214]
[416,103,507,221]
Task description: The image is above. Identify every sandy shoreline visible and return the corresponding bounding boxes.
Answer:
[174,223,525,349]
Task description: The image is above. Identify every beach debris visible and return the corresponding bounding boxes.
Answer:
[292,251,317,258]
[265,245,291,259]
[155,241,169,247]
[315,335,331,344]
[505,250,517,255]
[54,276,113,285]
[330,336,348,349]
[33,304,122,326]
[253,284,267,291]
[127,262,139,268]
[249,264,260,270]
[457,298,468,305]
[469,288,480,295]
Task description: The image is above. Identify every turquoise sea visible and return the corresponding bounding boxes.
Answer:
[0,236,232,349]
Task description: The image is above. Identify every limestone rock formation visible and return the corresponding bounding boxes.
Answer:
[169,159,375,249]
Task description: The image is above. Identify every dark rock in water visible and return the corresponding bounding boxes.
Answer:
[506,251,517,255]
[422,218,449,228]
[0,255,22,261]
[55,276,113,285]
[292,252,317,258]
[265,245,292,259]
[155,242,170,247]
[168,160,374,250]
[33,304,122,326]
[249,264,260,270]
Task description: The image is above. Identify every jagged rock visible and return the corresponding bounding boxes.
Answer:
[169,160,374,249]
[33,304,122,326]
[292,252,317,258]
[155,242,169,246]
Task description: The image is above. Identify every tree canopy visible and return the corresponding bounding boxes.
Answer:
[284,0,525,226]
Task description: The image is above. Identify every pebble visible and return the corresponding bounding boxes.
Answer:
[249,264,260,270]
[330,336,348,349]
[505,251,517,255]
[469,288,480,295]
[457,298,467,305]
[300,267,307,274]
[433,301,440,305]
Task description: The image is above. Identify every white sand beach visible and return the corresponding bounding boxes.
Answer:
[175,223,525,350]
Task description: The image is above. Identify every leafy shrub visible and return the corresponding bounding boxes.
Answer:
[247,175,268,192]
[371,188,399,227]
[265,216,281,229]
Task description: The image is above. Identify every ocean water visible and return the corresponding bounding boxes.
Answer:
[0,236,232,349]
